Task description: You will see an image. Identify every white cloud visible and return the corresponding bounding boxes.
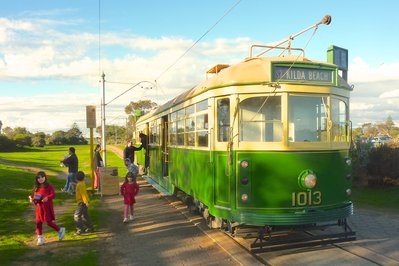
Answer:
[350,102,374,111]
[350,57,399,83]
[380,90,399,99]
[2,14,399,134]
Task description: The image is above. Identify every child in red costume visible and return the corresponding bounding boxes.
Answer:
[29,171,65,245]
[120,172,139,223]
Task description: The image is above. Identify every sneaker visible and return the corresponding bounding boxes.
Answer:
[129,215,134,221]
[58,227,65,240]
[85,228,93,233]
[37,235,44,246]
[75,230,82,236]
[123,218,128,223]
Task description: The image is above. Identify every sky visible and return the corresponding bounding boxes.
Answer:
[1,0,399,137]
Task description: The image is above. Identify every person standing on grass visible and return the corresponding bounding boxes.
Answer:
[61,147,78,194]
[120,172,139,223]
[29,171,65,246]
[74,171,93,235]
[93,144,103,190]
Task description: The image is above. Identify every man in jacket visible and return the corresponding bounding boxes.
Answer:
[61,147,78,194]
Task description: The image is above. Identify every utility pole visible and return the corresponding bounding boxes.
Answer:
[101,72,107,166]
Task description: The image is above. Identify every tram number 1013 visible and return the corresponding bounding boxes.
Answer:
[292,191,322,206]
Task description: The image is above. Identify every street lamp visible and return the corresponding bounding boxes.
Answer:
[101,74,156,166]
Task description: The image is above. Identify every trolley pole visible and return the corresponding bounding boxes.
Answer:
[101,72,107,166]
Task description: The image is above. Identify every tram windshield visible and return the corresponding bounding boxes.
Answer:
[239,96,282,142]
[288,95,328,142]
[237,94,349,144]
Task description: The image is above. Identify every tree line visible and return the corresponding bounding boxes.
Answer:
[0,123,87,151]
[0,100,158,151]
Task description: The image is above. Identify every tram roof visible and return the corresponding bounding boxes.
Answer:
[139,54,351,121]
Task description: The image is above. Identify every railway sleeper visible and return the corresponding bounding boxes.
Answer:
[250,220,356,253]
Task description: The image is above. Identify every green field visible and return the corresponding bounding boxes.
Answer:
[0,145,125,266]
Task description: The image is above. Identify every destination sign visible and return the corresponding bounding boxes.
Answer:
[272,66,334,84]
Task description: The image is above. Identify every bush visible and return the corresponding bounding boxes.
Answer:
[350,140,372,185]
[0,135,16,151]
[367,144,399,187]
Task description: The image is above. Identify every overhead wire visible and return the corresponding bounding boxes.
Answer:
[154,0,242,82]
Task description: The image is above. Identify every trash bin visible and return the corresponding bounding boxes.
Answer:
[99,167,119,195]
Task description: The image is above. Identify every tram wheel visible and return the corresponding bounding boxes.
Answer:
[227,220,236,235]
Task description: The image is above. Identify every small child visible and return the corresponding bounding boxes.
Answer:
[124,158,139,177]
[74,171,93,235]
[120,172,139,223]
[29,171,65,246]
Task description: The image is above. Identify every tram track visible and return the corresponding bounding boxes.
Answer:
[163,191,398,266]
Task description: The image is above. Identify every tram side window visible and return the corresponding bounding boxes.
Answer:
[185,116,195,146]
[169,112,177,145]
[239,96,282,142]
[169,121,177,145]
[217,99,230,142]
[149,120,159,145]
[177,109,184,145]
[331,98,348,142]
[288,95,328,142]
[196,113,208,147]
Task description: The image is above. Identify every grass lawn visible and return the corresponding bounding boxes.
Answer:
[352,185,399,214]
[0,145,125,266]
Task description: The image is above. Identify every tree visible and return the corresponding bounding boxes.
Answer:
[32,132,46,147]
[386,115,395,131]
[0,120,2,133]
[124,100,158,138]
[14,133,32,147]
[96,125,126,144]
[124,100,158,115]
[2,126,14,139]
[50,130,67,145]
[0,135,16,151]
[65,123,87,144]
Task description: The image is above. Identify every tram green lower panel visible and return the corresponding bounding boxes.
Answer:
[168,148,214,205]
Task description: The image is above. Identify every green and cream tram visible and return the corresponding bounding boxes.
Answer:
[134,17,353,233]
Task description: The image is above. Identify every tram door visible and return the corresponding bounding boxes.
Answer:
[161,115,169,177]
[214,97,232,208]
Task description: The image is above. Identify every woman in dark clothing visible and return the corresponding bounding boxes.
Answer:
[93,144,103,190]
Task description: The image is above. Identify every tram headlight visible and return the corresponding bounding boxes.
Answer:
[298,170,317,189]
[241,193,248,201]
[346,189,351,196]
[241,160,249,168]
[304,174,317,188]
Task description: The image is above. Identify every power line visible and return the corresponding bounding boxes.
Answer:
[154,0,242,81]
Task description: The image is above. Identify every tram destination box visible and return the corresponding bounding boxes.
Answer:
[99,167,119,195]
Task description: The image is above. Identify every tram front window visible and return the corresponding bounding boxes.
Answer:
[331,98,349,142]
[288,95,328,142]
[239,96,282,142]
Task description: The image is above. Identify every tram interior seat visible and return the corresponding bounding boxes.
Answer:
[240,120,282,142]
